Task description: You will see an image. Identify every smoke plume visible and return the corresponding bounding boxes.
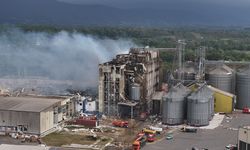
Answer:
[0,27,136,91]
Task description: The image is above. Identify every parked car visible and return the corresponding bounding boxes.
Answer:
[166,133,173,140]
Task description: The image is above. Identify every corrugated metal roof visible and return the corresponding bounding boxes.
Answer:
[164,83,190,100]
[207,85,235,98]
[209,65,233,75]
[0,96,64,112]
[165,87,182,99]
[238,66,250,75]
[188,85,213,101]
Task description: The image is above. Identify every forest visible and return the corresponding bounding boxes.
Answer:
[2,24,250,69]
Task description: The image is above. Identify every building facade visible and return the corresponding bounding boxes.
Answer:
[208,85,236,113]
[98,48,161,117]
[0,96,79,136]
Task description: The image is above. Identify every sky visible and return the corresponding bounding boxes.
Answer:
[58,0,250,8]
[0,0,250,26]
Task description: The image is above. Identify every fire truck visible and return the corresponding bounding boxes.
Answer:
[132,135,147,150]
[112,120,129,128]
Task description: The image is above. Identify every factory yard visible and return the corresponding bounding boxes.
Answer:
[1,46,250,150]
[38,111,249,150]
[144,111,249,150]
[0,87,245,150]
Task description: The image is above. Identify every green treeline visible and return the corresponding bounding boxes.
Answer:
[3,25,250,64]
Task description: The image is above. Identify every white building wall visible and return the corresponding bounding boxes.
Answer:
[75,100,84,113]
[85,101,96,112]
[40,107,54,134]
[0,110,40,134]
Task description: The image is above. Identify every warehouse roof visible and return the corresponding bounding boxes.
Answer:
[207,85,235,98]
[0,96,65,112]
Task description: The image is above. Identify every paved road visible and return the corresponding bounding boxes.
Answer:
[144,113,250,150]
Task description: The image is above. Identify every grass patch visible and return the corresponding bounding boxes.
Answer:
[42,132,97,147]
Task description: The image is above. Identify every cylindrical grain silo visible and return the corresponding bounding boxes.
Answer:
[183,65,196,85]
[236,67,250,109]
[162,84,190,125]
[209,93,214,119]
[129,83,141,101]
[207,64,233,93]
[187,86,212,126]
[174,63,196,86]
[204,86,214,120]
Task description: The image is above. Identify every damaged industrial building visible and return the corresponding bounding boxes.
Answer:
[98,41,249,128]
[98,48,161,118]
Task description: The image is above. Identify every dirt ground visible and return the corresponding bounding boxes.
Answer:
[98,117,168,149]
[0,116,165,149]
[41,132,97,147]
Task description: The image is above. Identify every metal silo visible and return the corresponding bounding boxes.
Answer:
[162,84,190,125]
[174,63,196,86]
[207,64,233,93]
[209,93,214,119]
[236,67,250,109]
[204,87,214,119]
[187,86,212,126]
[129,83,141,101]
[183,65,196,85]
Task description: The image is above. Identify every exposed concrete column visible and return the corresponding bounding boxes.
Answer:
[98,67,105,113]
[131,106,133,119]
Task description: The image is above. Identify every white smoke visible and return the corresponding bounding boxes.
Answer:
[0,27,136,90]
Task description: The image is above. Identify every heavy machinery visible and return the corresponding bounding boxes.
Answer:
[112,120,129,128]
[136,132,145,138]
[132,135,147,150]
[132,128,157,149]
[142,128,157,135]
[141,128,157,142]
[137,131,156,142]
